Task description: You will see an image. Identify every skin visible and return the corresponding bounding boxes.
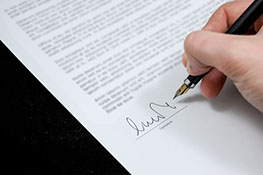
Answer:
[182,0,263,112]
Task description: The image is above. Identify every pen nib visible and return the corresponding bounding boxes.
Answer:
[173,90,180,99]
[173,83,190,100]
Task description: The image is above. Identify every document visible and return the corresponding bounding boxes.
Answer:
[1,0,262,174]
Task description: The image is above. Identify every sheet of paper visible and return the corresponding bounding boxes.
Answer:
[1,0,262,174]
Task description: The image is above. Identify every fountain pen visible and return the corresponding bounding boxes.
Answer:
[173,0,263,99]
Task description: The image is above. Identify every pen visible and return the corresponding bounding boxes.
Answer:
[173,0,263,99]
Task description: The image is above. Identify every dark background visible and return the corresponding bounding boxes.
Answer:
[1,41,129,175]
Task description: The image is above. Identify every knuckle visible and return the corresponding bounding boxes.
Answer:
[216,4,225,14]
[213,2,230,17]
[184,31,201,53]
[184,31,210,55]
[184,32,194,51]
[218,1,233,11]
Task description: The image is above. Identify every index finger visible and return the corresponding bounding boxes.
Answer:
[203,0,254,33]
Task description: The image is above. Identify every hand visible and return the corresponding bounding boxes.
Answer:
[182,0,263,112]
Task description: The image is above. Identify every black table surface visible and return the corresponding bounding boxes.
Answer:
[1,41,129,175]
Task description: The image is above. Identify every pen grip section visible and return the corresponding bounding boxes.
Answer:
[186,73,207,88]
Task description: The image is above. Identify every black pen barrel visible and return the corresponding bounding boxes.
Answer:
[187,0,263,87]
[226,0,263,34]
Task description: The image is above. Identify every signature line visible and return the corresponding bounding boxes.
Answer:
[136,105,187,141]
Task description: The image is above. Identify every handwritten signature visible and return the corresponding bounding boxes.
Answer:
[126,102,178,136]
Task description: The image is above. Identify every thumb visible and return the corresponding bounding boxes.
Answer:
[184,30,256,80]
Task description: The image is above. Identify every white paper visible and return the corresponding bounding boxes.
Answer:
[1,0,262,174]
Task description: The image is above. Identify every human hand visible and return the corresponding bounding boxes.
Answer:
[182,0,263,112]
